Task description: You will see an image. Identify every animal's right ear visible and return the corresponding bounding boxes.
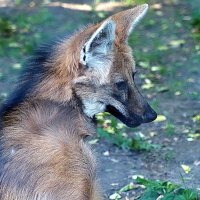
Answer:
[80,19,116,68]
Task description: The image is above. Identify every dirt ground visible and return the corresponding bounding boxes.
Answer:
[0,0,199,199]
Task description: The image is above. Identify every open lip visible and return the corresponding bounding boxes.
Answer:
[106,105,143,128]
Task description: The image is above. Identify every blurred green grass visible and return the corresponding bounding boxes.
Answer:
[0,8,53,58]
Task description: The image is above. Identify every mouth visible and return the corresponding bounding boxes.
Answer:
[106,105,143,128]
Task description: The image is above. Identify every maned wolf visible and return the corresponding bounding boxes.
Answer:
[0,4,157,200]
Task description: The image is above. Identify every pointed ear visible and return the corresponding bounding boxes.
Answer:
[111,4,148,42]
[80,19,116,68]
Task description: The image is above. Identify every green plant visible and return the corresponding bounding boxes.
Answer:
[164,122,175,136]
[189,0,200,39]
[192,17,200,39]
[0,9,53,59]
[97,113,158,151]
[111,177,199,200]
[136,177,199,200]
[0,17,16,37]
[97,113,130,149]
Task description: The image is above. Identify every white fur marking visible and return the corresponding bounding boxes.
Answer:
[90,59,111,84]
[83,100,106,117]
[85,19,114,53]
[79,20,116,85]
[80,20,114,66]
[80,19,115,73]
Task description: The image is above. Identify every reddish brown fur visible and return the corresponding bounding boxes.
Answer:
[28,7,148,116]
[1,100,101,200]
[31,24,100,103]
[0,5,154,200]
[111,44,147,115]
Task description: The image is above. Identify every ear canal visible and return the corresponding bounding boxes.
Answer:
[111,4,148,42]
[80,19,116,67]
[85,19,115,53]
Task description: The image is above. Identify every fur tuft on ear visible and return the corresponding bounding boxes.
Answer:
[80,19,116,68]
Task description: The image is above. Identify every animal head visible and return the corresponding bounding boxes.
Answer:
[0,5,157,128]
[71,4,157,127]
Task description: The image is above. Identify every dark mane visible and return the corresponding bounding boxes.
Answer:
[0,42,56,118]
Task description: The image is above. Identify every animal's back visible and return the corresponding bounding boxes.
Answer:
[0,100,100,200]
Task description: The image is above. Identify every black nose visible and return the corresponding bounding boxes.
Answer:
[143,104,157,123]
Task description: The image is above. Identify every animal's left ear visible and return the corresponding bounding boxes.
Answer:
[112,4,148,42]
[80,19,116,68]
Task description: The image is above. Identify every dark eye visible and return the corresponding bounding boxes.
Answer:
[116,81,127,90]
